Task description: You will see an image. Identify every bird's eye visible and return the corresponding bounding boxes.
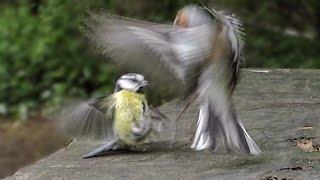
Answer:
[137,86,144,93]
[115,84,123,92]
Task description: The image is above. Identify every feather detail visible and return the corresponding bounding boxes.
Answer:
[203,6,245,92]
[57,95,115,140]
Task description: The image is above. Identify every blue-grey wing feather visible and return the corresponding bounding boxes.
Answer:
[58,95,115,140]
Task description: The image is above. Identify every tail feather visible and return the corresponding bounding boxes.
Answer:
[238,120,262,155]
[191,103,212,150]
[191,101,262,155]
[82,139,118,159]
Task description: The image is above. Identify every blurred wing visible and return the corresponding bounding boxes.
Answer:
[128,24,213,79]
[148,105,173,133]
[193,64,261,154]
[85,12,173,31]
[58,95,116,140]
[84,13,213,94]
[192,9,261,154]
[203,6,245,91]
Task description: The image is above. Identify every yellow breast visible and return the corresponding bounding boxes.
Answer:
[113,90,146,145]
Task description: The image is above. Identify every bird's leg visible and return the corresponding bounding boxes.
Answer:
[149,106,171,132]
[82,139,118,159]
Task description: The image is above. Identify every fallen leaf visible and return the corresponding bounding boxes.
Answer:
[288,137,320,152]
[297,139,314,152]
[260,176,293,180]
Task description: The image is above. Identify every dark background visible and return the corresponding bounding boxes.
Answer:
[0,0,319,177]
[1,0,320,118]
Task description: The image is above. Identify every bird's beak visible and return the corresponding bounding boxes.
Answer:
[141,80,149,87]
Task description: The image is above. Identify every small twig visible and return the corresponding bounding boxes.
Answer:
[171,90,198,146]
[175,91,198,122]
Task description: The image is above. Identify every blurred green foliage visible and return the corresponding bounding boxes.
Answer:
[214,0,320,68]
[0,0,118,118]
[0,0,319,119]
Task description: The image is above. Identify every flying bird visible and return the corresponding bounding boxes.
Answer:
[59,73,164,158]
[84,5,262,155]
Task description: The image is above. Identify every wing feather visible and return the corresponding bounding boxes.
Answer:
[203,6,245,91]
[84,12,213,95]
[57,95,116,140]
[192,7,261,154]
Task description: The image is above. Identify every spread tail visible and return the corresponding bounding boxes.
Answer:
[191,101,262,155]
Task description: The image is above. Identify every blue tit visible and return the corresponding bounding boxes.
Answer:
[84,4,262,155]
[59,73,163,159]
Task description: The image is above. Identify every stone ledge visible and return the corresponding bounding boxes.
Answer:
[6,69,320,180]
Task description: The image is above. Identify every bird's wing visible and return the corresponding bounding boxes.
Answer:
[57,94,116,140]
[128,24,213,79]
[84,13,213,95]
[203,6,245,92]
[193,63,261,154]
[130,101,152,141]
[192,9,261,154]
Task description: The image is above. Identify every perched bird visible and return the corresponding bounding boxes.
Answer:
[59,73,163,159]
[84,5,262,155]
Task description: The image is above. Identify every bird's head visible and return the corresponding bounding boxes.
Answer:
[174,5,211,28]
[115,73,148,93]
